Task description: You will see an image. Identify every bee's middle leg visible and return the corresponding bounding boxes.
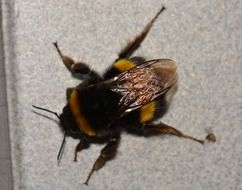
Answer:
[53,42,99,79]
[84,137,120,185]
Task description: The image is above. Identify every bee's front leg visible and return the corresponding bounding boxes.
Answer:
[74,138,90,162]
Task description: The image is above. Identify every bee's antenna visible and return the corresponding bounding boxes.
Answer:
[32,105,60,119]
[32,105,66,165]
[57,131,66,166]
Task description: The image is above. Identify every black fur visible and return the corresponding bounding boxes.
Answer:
[60,57,169,141]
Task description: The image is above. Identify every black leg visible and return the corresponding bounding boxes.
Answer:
[144,122,205,144]
[118,6,166,58]
[74,138,90,162]
[53,42,98,77]
[84,138,120,185]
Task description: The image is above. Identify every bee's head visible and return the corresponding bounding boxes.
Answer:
[60,105,84,138]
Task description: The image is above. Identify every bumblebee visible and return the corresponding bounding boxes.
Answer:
[33,6,211,185]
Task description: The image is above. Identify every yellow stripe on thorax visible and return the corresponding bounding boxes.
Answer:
[140,102,156,123]
[69,89,96,136]
[113,59,135,72]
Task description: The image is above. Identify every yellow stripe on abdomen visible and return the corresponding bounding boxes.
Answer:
[69,89,96,136]
[113,59,135,72]
[140,102,156,123]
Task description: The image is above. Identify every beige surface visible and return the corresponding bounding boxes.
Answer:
[2,0,242,190]
[0,1,12,189]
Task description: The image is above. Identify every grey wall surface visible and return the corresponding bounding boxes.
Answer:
[2,0,242,190]
[0,0,13,189]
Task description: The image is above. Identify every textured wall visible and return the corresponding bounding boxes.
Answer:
[2,0,242,190]
[0,0,13,188]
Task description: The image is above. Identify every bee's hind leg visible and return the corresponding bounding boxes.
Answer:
[143,122,206,144]
[118,6,166,59]
[53,42,99,79]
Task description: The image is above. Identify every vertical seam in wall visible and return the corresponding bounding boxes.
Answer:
[1,0,17,189]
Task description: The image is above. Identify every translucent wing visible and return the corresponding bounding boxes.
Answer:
[109,59,178,116]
